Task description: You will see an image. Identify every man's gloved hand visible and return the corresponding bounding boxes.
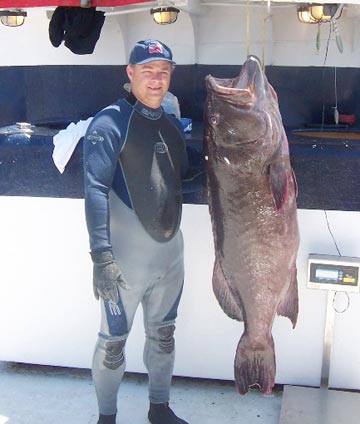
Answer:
[90,250,129,303]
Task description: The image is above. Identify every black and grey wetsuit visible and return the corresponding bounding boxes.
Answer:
[84,94,188,415]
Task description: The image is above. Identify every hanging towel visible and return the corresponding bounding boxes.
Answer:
[52,117,93,174]
[49,7,105,55]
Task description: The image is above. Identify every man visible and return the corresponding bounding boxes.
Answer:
[83,39,190,424]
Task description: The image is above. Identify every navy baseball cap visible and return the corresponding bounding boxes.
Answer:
[129,39,176,65]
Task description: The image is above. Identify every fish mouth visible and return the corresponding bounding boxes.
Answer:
[206,56,265,106]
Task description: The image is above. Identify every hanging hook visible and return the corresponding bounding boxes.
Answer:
[332,18,344,54]
[316,23,321,55]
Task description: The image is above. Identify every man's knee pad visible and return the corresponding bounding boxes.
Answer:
[103,339,126,370]
[148,324,176,354]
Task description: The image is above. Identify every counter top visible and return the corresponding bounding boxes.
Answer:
[0,125,84,198]
[1,123,360,211]
[286,128,360,210]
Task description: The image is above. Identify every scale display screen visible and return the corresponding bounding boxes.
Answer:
[307,254,360,292]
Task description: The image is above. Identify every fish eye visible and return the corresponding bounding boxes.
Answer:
[210,115,218,125]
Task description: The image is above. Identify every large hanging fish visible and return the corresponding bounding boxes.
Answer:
[204,55,300,395]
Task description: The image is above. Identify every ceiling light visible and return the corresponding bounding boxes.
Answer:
[0,9,27,27]
[297,6,317,23]
[150,6,180,25]
[297,4,338,24]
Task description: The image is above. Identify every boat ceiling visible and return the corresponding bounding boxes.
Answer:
[0,0,354,17]
[0,0,152,8]
[0,0,346,8]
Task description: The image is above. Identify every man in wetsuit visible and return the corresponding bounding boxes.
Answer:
[84,39,190,424]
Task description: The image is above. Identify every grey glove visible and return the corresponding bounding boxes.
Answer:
[91,250,129,303]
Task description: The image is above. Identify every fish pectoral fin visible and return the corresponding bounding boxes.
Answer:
[276,264,299,328]
[269,162,289,211]
[212,257,244,322]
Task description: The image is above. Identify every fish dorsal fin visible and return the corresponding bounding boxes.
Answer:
[269,163,289,211]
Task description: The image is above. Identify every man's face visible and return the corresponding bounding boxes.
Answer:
[126,60,173,109]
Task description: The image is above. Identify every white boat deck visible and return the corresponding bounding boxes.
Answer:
[0,362,283,424]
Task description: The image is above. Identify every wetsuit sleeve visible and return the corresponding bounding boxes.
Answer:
[83,110,122,253]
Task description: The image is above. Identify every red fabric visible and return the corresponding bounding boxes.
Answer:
[0,0,151,8]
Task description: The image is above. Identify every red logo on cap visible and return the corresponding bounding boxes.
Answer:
[149,41,163,54]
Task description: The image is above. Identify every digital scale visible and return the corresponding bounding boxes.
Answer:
[307,254,360,293]
[279,254,360,424]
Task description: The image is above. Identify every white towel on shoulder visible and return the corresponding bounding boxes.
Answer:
[52,117,93,174]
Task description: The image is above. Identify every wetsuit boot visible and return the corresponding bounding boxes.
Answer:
[97,413,117,424]
[148,402,189,424]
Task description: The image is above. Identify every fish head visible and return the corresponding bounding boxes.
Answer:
[205,56,282,159]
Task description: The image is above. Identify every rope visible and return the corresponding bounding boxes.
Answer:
[262,0,265,70]
[246,0,250,57]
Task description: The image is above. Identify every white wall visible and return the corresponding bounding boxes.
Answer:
[0,9,126,65]
[271,5,360,66]
[1,197,360,390]
[195,5,273,65]
[124,10,196,64]
[0,4,360,66]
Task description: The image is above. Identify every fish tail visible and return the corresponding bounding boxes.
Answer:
[234,334,275,395]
